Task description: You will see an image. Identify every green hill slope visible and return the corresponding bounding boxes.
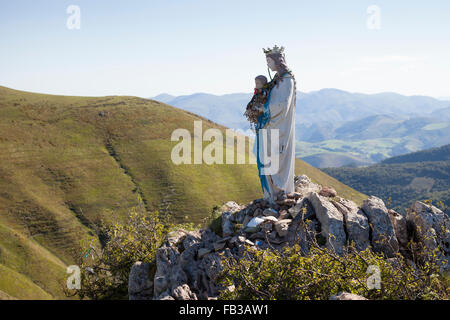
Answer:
[381,144,450,164]
[0,86,366,299]
[323,145,450,214]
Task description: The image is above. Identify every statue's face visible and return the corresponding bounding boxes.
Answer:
[255,79,264,89]
[266,56,277,71]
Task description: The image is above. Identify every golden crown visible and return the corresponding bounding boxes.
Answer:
[263,45,285,55]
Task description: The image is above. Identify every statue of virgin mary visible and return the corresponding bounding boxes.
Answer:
[254,45,297,203]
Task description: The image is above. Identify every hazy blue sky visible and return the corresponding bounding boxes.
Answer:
[0,0,449,97]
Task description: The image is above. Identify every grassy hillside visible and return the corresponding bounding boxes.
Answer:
[381,144,450,164]
[323,145,450,214]
[0,86,366,299]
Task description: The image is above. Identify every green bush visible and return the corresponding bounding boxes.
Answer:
[217,228,449,300]
[67,197,168,300]
[205,205,223,236]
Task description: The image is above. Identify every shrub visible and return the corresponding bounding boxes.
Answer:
[217,224,449,300]
[66,197,168,300]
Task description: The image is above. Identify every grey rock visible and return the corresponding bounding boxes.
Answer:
[319,186,337,198]
[244,226,259,233]
[201,229,220,249]
[200,252,223,280]
[287,192,302,200]
[278,210,290,220]
[154,276,169,297]
[253,208,263,217]
[222,211,235,237]
[248,231,266,240]
[128,262,154,300]
[276,198,297,206]
[221,201,242,214]
[263,208,278,217]
[167,229,188,247]
[247,217,264,228]
[286,217,313,255]
[332,198,370,251]
[362,196,399,258]
[407,201,450,258]
[388,209,408,248]
[235,209,246,224]
[262,216,278,223]
[262,222,273,233]
[153,245,193,298]
[274,219,292,237]
[172,284,197,300]
[198,248,211,259]
[243,215,251,228]
[183,230,202,251]
[294,175,321,195]
[308,192,346,255]
[157,292,175,300]
[244,239,255,246]
[330,292,367,300]
[288,202,303,219]
[214,241,226,251]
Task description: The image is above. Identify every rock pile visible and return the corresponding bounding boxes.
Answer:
[129,175,450,300]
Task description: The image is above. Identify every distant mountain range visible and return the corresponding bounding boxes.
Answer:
[152,89,450,167]
[322,144,450,215]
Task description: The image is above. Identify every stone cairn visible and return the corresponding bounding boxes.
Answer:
[128,175,450,300]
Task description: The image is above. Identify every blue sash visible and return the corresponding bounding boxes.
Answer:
[255,89,272,195]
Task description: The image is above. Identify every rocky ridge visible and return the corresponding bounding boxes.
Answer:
[128,175,450,300]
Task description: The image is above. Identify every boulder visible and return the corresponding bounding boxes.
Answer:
[253,208,263,217]
[319,186,337,198]
[183,230,202,249]
[308,192,346,255]
[262,216,278,223]
[221,201,242,213]
[157,291,175,300]
[332,198,370,251]
[388,209,409,248]
[220,201,243,237]
[287,192,302,200]
[288,202,303,219]
[330,292,368,300]
[361,196,399,258]
[263,208,278,217]
[214,241,226,251]
[276,198,297,206]
[153,246,184,297]
[221,211,235,237]
[198,248,211,259]
[172,284,197,300]
[166,229,188,247]
[247,217,264,228]
[286,214,314,255]
[274,219,292,237]
[407,201,450,258]
[278,210,290,220]
[244,239,255,246]
[294,175,321,195]
[128,262,154,300]
[200,229,220,251]
[244,226,259,233]
[242,215,251,228]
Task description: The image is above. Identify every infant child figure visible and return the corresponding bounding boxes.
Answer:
[244,75,269,131]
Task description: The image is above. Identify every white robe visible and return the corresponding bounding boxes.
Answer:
[254,73,296,202]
